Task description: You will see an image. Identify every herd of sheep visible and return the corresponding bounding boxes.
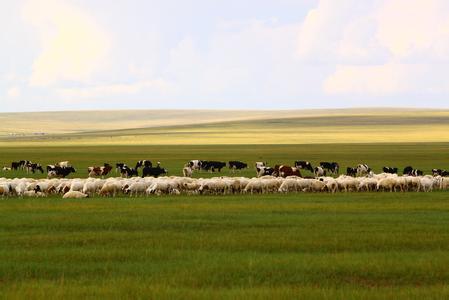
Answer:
[1,172,448,198]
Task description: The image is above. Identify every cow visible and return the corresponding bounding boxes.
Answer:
[256,166,274,177]
[188,160,203,171]
[119,165,138,178]
[142,166,167,178]
[276,165,301,178]
[11,162,20,170]
[383,167,398,174]
[346,167,357,177]
[47,166,76,178]
[314,166,326,177]
[320,162,339,174]
[357,164,371,177]
[228,161,247,172]
[409,169,423,177]
[294,161,314,172]
[433,169,449,177]
[115,163,125,173]
[403,166,414,175]
[136,160,152,169]
[202,161,226,172]
[26,163,44,174]
[255,162,267,169]
[88,163,113,177]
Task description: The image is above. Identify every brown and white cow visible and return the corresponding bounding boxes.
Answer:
[274,165,302,178]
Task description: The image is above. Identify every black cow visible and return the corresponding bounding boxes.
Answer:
[136,160,152,169]
[346,167,357,177]
[320,162,339,174]
[433,169,449,177]
[142,166,167,178]
[403,166,414,175]
[383,167,398,174]
[11,162,20,170]
[294,161,313,172]
[228,161,247,171]
[202,161,226,172]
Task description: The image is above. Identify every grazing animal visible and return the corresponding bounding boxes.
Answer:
[432,169,449,177]
[11,162,21,170]
[119,165,138,177]
[188,160,203,171]
[294,161,314,172]
[202,161,226,172]
[356,164,371,177]
[257,166,274,177]
[47,166,76,178]
[383,167,398,174]
[410,169,423,177]
[346,167,357,177]
[136,160,152,169]
[228,161,247,172]
[26,163,44,174]
[2,167,11,171]
[403,166,414,175]
[115,163,125,173]
[182,165,193,177]
[63,191,88,199]
[276,165,301,178]
[88,163,113,177]
[142,166,168,178]
[314,166,326,177]
[320,162,339,174]
[255,162,267,169]
[57,161,70,168]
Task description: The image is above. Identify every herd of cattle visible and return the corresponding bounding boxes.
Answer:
[1,159,449,198]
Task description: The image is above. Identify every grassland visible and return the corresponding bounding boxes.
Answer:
[2,109,449,299]
[1,143,449,179]
[2,193,449,299]
[2,108,449,145]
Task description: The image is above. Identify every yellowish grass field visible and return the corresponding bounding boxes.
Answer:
[1,108,449,146]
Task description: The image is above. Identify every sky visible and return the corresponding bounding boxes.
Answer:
[1,0,449,112]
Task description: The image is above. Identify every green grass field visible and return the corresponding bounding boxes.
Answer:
[1,143,449,179]
[2,109,449,298]
[2,193,449,299]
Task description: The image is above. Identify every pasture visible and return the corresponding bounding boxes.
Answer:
[2,193,449,299]
[1,143,449,179]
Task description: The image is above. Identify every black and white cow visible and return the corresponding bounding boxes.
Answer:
[26,163,44,174]
[142,166,167,178]
[47,166,76,178]
[136,160,152,169]
[320,162,339,174]
[228,161,247,172]
[257,166,275,177]
[115,163,125,173]
[346,167,357,177]
[294,161,314,172]
[314,166,326,177]
[255,162,267,169]
[432,169,449,177]
[383,167,398,174]
[409,169,423,176]
[11,162,21,170]
[119,165,138,178]
[188,160,203,171]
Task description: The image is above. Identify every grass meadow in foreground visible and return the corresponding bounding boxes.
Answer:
[1,193,449,299]
[1,143,449,179]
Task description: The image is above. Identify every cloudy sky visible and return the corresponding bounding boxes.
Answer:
[1,0,449,112]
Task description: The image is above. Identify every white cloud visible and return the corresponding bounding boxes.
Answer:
[56,79,171,99]
[23,0,111,87]
[300,0,449,95]
[7,86,21,98]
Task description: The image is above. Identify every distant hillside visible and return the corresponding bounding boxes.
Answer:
[0,108,446,136]
[2,108,449,145]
